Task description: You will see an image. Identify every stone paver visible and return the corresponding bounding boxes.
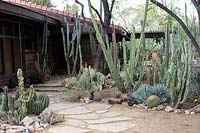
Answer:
[87,121,136,132]
[100,111,121,118]
[49,102,84,112]
[62,119,85,127]
[84,103,111,111]
[67,113,99,120]
[48,126,91,133]
[96,110,108,114]
[57,106,92,115]
[84,117,132,124]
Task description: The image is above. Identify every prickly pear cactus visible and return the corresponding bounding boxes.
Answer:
[147,95,161,108]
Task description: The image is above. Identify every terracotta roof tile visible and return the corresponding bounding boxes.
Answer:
[2,0,128,33]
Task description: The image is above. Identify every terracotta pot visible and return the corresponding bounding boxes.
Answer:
[151,52,157,59]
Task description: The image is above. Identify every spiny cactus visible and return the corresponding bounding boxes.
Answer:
[77,66,105,93]
[3,86,9,112]
[0,95,2,104]
[37,95,49,110]
[26,99,34,114]
[147,95,161,108]
[64,89,80,102]
[111,90,122,98]
[32,101,44,115]
[0,95,6,112]
[9,96,15,113]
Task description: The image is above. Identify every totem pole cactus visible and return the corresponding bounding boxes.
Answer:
[3,86,9,112]
[17,69,27,120]
[165,34,192,108]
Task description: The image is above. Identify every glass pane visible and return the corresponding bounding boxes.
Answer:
[4,22,13,36]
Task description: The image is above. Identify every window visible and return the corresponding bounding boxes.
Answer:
[4,22,13,36]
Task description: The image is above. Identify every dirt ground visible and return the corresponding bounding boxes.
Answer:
[109,104,200,133]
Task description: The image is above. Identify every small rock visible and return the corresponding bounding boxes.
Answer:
[191,112,195,115]
[20,116,34,126]
[40,108,54,124]
[185,110,190,115]
[152,105,165,111]
[175,109,184,114]
[35,127,45,132]
[1,124,9,131]
[80,98,85,103]
[93,91,102,101]
[6,125,26,133]
[165,106,174,113]
[26,125,35,133]
[108,98,123,105]
[84,97,90,103]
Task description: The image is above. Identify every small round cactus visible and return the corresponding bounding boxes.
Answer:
[147,95,161,108]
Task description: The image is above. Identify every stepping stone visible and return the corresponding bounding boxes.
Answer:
[67,113,99,120]
[96,110,108,114]
[100,111,121,118]
[84,103,111,111]
[87,121,136,133]
[49,102,84,112]
[63,119,84,127]
[48,126,90,133]
[84,117,132,124]
[57,106,92,115]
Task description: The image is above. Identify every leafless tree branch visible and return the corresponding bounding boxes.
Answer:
[75,0,85,17]
[110,0,115,12]
[91,5,105,27]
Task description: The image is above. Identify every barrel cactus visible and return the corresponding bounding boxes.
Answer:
[147,95,161,108]
[37,95,49,110]
[93,91,101,101]
[32,101,44,115]
[26,99,34,114]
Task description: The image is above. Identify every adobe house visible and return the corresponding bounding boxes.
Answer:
[0,0,129,86]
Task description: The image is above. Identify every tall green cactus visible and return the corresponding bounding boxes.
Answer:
[0,95,6,112]
[17,69,27,120]
[165,33,192,108]
[17,69,36,120]
[88,0,125,92]
[3,86,9,112]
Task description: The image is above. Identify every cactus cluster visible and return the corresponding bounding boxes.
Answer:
[128,84,168,106]
[77,66,105,93]
[147,95,161,108]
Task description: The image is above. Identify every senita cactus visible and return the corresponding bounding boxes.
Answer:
[9,96,15,113]
[0,95,6,112]
[164,32,192,108]
[37,94,49,110]
[32,101,44,115]
[147,95,161,108]
[3,86,9,112]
